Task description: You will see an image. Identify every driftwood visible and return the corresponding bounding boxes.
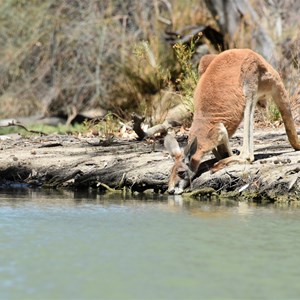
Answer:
[131,113,171,140]
[165,25,225,51]
[131,114,147,140]
[131,103,191,140]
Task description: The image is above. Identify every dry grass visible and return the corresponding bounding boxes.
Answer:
[0,0,209,120]
[0,0,299,128]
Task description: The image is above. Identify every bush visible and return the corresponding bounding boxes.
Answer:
[0,0,212,120]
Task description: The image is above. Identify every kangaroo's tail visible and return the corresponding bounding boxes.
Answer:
[270,73,300,150]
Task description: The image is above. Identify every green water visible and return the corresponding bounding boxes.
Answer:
[1,189,300,300]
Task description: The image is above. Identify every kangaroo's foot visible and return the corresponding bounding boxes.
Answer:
[211,155,251,173]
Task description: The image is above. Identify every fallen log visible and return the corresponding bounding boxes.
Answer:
[0,128,299,203]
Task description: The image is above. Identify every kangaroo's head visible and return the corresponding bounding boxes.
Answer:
[164,134,198,195]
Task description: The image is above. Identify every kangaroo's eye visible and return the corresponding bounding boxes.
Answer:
[177,170,186,179]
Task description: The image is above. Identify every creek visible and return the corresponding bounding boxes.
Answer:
[1,189,300,299]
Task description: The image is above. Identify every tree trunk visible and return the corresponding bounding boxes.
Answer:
[204,0,277,64]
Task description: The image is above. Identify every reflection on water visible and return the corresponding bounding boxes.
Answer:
[1,188,300,300]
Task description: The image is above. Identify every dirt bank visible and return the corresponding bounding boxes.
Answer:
[0,128,299,202]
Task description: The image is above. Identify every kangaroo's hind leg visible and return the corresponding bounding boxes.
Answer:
[239,59,260,162]
[212,58,260,172]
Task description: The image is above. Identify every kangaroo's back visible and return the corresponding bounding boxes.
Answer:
[191,49,252,139]
[191,48,300,150]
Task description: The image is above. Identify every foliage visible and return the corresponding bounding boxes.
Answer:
[173,41,199,113]
[116,40,174,117]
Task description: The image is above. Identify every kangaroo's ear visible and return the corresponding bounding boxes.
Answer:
[184,136,198,162]
[164,134,182,158]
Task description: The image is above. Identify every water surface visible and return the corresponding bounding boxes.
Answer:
[1,189,300,300]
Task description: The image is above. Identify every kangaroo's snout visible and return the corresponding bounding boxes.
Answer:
[168,186,184,195]
[164,134,197,195]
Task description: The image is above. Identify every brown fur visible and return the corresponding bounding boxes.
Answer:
[198,54,217,75]
[165,49,300,194]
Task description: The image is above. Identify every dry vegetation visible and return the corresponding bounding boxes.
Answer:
[0,0,299,127]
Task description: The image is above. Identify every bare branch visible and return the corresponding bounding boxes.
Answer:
[0,121,47,136]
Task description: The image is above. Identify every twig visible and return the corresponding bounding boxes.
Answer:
[0,121,47,136]
[97,182,118,192]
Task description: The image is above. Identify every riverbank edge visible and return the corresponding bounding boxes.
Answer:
[0,128,299,203]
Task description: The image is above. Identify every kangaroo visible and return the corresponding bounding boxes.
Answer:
[165,48,300,195]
